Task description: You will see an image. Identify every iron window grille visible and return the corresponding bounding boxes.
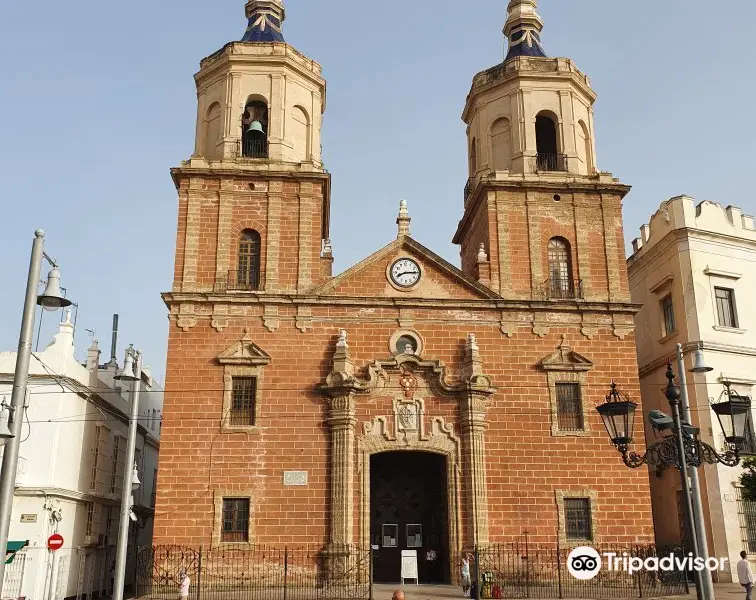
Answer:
[230,377,257,426]
[556,383,584,432]
[661,295,676,337]
[565,498,592,541]
[222,498,250,543]
[737,487,756,553]
[715,287,739,329]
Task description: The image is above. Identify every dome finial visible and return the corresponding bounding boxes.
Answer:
[243,0,286,43]
[503,0,547,61]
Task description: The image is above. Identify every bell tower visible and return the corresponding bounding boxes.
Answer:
[171,0,332,299]
[454,0,631,304]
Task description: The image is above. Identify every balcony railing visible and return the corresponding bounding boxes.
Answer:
[240,139,268,159]
[227,269,263,292]
[540,278,583,300]
[534,152,568,172]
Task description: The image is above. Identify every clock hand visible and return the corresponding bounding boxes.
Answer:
[396,271,419,278]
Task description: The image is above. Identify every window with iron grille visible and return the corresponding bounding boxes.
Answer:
[556,383,584,432]
[565,498,592,540]
[548,238,574,297]
[85,502,95,537]
[238,230,262,290]
[222,498,250,543]
[661,295,676,337]
[110,437,121,495]
[715,287,739,329]
[230,377,257,426]
[736,487,756,553]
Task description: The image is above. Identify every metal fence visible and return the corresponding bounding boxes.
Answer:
[136,545,372,600]
[474,542,689,599]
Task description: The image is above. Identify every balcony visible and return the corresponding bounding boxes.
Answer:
[534,152,568,172]
[226,269,264,292]
[240,139,268,159]
[540,278,583,300]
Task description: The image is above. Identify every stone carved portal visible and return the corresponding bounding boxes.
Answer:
[359,414,461,585]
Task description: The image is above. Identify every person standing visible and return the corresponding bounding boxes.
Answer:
[738,551,754,600]
[460,553,472,598]
[178,570,190,600]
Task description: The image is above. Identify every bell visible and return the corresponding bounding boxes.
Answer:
[37,268,73,312]
[689,347,713,374]
[115,348,138,381]
[247,120,264,134]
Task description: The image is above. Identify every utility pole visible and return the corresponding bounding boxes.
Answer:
[0,231,71,588]
[113,346,142,600]
[677,344,715,600]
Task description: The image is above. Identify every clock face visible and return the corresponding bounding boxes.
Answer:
[390,258,421,288]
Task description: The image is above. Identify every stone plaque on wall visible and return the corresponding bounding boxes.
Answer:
[283,471,308,486]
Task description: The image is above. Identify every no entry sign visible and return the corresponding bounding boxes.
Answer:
[47,534,64,551]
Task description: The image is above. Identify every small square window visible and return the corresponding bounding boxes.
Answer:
[556,383,584,432]
[230,377,257,426]
[222,498,250,543]
[565,498,592,541]
[715,287,739,329]
[661,295,676,337]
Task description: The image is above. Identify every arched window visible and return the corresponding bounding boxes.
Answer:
[469,138,477,176]
[548,237,574,298]
[491,118,512,171]
[290,106,310,162]
[536,112,565,171]
[204,103,222,160]
[241,99,268,158]
[576,120,593,175]
[237,230,262,290]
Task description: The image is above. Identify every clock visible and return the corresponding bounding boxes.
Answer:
[390,258,421,288]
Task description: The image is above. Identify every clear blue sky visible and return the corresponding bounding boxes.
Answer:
[1,0,754,382]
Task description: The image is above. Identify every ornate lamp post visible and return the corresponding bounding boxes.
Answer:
[596,363,752,600]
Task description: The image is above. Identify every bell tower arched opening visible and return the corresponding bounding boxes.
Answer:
[535,112,563,171]
[242,98,269,158]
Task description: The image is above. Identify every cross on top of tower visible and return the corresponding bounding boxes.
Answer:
[503,0,547,62]
[242,0,286,43]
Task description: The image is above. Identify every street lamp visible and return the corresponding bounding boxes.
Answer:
[597,364,751,600]
[0,230,73,589]
[112,345,143,600]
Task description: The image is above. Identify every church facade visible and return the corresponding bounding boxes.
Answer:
[154,0,655,584]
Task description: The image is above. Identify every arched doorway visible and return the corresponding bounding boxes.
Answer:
[370,451,450,584]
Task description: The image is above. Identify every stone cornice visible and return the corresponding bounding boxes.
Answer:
[162,291,641,315]
[453,178,630,244]
[170,165,330,190]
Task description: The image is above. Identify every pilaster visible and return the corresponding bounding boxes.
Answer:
[215,184,234,289]
[601,194,622,303]
[526,195,542,297]
[495,194,510,296]
[298,182,314,292]
[182,189,202,292]
[265,183,282,292]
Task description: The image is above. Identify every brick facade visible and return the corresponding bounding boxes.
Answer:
[154,3,656,583]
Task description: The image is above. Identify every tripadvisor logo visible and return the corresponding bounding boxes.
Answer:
[567,546,728,580]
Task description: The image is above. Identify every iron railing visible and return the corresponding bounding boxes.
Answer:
[535,152,568,172]
[241,139,268,159]
[227,269,264,292]
[473,542,689,599]
[540,278,583,300]
[136,545,372,600]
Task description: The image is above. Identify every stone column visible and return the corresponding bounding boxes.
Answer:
[327,393,356,546]
[460,334,493,547]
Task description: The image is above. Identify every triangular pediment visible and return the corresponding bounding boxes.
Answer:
[539,335,593,372]
[217,331,272,366]
[310,237,500,300]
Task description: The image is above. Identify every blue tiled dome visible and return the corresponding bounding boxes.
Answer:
[242,1,286,43]
[505,27,547,61]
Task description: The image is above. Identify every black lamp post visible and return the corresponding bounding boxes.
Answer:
[596,363,752,600]
[596,363,750,473]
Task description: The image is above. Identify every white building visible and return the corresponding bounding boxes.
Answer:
[0,311,163,600]
[628,195,756,582]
